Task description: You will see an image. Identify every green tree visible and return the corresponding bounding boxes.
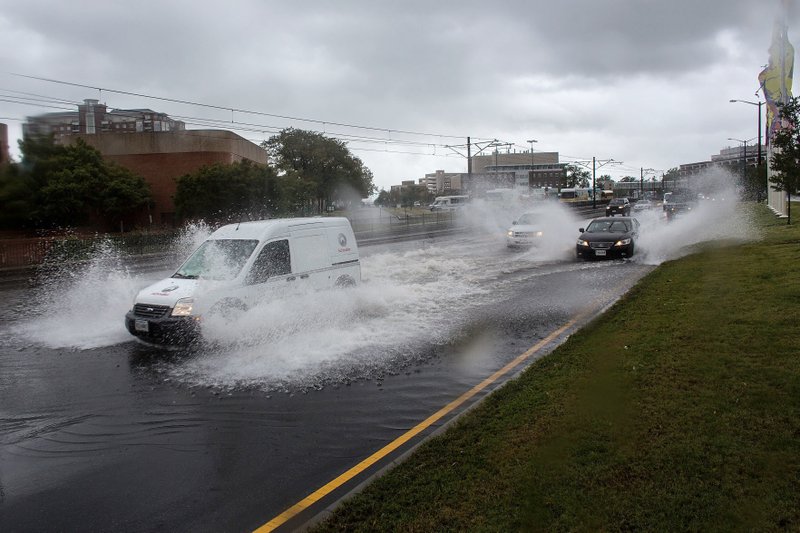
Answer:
[174,159,279,222]
[263,128,376,213]
[374,189,391,207]
[0,162,34,229]
[769,96,800,224]
[564,164,590,188]
[12,136,151,230]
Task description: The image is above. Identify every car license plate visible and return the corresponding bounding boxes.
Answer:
[135,319,150,332]
[595,249,607,256]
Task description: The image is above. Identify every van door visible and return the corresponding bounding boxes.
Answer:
[289,229,331,289]
[240,239,293,305]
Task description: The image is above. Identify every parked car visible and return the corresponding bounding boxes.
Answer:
[430,195,469,211]
[605,197,631,216]
[576,216,640,260]
[125,217,360,345]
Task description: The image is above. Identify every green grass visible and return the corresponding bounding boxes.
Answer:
[314,204,800,532]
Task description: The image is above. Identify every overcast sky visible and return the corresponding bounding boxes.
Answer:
[0,0,796,192]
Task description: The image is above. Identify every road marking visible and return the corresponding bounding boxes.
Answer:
[254,317,578,532]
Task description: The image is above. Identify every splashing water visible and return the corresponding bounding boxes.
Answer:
[634,172,758,265]
[5,175,758,389]
[170,243,493,390]
[5,224,213,350]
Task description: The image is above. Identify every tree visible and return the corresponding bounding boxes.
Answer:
[374,189,391,207]
[769,96,800,224]
[0,162,34,229]
[9,135,152,230]
[661,167,680,191]
[564,164,590,188]
[263,128,376,213]
[174,159,279,222]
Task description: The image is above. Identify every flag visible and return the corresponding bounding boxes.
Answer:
[759,14,795,144]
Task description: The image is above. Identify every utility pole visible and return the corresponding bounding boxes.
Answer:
[640,167,656,198]
[467,136,471,186]
[572,158,621,208]
[444,138,506,194]
[527,139,538,190]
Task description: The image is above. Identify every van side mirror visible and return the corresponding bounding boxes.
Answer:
[579,228,585,233]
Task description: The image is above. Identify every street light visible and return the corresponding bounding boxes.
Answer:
[729,99,763,166]
[728,137,755,182]
[527,139,538,188]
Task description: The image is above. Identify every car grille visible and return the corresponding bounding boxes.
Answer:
[590,242,613,249]
[133,304,171,318]
[513,231,536,238]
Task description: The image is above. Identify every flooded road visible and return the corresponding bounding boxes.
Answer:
[0,197,753,531]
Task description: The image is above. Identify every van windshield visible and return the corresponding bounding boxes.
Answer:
[173,239,259,280]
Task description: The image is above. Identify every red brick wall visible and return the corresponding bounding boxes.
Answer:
[107,151,237,226]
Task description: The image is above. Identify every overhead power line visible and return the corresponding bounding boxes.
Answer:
[8,72,488,141]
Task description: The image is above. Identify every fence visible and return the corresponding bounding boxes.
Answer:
[0,232,180,270]
[0,210,462,270]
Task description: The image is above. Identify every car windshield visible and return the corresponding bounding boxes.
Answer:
[610,199,625,205]
[516,213,540,225]
[174,239,259,280]
[585,220,630,233]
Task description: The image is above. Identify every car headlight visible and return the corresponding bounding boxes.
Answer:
[171,297,195,317]
[577,239,589,247]
[614,238,632,247]
[507,230,514,237]
[535,231,544,237]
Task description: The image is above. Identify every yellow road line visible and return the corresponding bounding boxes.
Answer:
[255,317,578,532]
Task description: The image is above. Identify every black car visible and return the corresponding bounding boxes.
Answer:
[576,216,639,260]
[664,193,696,220]
[605,197,630,216]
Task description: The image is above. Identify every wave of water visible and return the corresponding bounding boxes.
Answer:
[4,177,758,389]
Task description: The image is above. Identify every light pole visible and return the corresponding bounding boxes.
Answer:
[527,139,537,189]
[728,137,752,182]
[729,99,763,166]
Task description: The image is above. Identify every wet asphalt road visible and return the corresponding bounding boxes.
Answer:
[0,231,653,532]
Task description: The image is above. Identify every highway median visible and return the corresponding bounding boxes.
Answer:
[312,203,800,532]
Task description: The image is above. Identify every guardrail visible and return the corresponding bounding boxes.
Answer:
[0,203,608,272]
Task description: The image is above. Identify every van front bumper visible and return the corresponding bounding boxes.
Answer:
[125,311,201,345]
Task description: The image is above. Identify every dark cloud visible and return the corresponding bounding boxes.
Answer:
[0,0,795,187]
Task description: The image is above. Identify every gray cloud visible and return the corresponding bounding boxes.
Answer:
[0,0,795,188]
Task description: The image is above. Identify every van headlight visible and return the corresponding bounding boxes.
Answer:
[171,298,195,317]
[577,239,589,247]
[614,238,632,247]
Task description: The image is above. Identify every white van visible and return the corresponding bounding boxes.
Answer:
[124,217,360,345]
[429,195,469,211]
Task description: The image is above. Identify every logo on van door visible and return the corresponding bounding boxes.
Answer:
[337,233,351,252]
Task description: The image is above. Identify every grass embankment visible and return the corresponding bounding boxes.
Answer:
[315,205,800,532]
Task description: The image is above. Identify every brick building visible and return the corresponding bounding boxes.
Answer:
[73,129,267,226]
[23,99,267,228]
[471,151,567,190]
[23,99,185,137]
[0,123,9,164]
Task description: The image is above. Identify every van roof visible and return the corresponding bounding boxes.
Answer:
[209,217,351,240]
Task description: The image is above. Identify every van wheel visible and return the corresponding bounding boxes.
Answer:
[335,275,356,288]
[209,299,247,321]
